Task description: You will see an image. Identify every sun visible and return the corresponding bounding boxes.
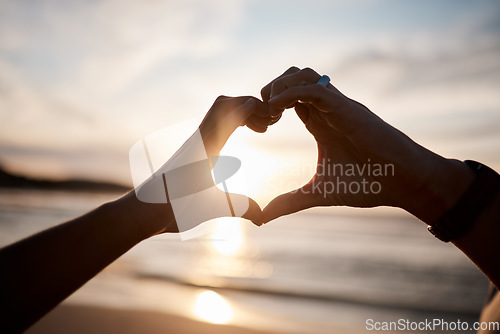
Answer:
[217,138,278,205]
[211,218,244,255]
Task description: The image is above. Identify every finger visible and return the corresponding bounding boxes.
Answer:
[251,100,273,117]
[294,102,309,124]
[245,117,268,133]
[268,113,282,125]
[200,98,257,157]
[261,66,300,102]
[261,183,323,224]
[211,95,264,115]
[227,192,263,226]
[243,103,274,132]
[245,113,273,126]
[269,84,339,111]
[245,116,272,133]
[269,67,321,101]
[216,96,270,124]
[268,83,360,131]
[222,98,258,133]
[258,100,284,122]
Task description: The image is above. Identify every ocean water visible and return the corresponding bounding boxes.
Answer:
[0,189,490,329]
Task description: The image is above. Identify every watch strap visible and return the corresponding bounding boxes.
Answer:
[428,160,500,242]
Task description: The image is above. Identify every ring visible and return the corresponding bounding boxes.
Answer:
[316,75,330,87]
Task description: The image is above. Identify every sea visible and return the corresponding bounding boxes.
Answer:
[0,188,490,333]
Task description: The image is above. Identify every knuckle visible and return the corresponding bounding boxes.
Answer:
[270,80,281,92]
[260,86,269,99]
[243,95,255,102]
[301,67,318,78]
[215,95,226,102]
[214,95,230,107]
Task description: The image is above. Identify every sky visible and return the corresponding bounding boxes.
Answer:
[0,0,499,203]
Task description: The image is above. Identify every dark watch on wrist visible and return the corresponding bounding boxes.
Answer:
[428,160,500,242]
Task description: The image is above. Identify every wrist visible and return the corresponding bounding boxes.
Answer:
[403,158,476,224]
[107,191,175,241]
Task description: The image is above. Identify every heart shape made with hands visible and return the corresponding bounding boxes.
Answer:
[130,66,408,238]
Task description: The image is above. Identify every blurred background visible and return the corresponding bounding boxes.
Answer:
[1,0,499,333]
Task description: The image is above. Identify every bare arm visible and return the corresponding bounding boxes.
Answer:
[0,192,172,333]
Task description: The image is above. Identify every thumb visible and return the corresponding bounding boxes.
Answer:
[227,192,263,226]
[262,183,322,224]
[294,102,309,124]
[219,98,257,136]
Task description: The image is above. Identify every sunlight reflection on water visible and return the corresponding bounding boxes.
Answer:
[194,290,233,324]
[205,219,273,280]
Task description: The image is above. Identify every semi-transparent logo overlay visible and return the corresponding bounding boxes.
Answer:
[129,121,249,240]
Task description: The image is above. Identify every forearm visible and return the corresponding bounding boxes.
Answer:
[401,157,476,224]
[0,191,173,332]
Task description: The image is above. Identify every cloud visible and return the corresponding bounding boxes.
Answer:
[0,0,246,156]
[43,0,246,98]
[0,0,255,182]
[0,59,99,147]
[327,10,500,125]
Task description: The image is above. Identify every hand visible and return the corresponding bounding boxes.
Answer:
[260,67,475,224]
[194,95,274,225]
[133,95,272,236]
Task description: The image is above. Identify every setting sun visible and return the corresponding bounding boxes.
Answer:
[211,219,244,256]
[218,138,278,204]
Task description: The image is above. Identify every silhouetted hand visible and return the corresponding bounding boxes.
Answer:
[134,95,272,234]
[191,95,273,227]
[260,67,473,224]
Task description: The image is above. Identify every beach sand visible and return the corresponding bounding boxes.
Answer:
[27,303,277,334]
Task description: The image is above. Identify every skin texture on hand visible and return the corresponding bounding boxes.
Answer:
[260,67,475,225]
[260,66,500,290]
